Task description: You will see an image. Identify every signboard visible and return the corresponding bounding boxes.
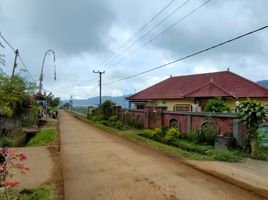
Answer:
[257,125,268,147]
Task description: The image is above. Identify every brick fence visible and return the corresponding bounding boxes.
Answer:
[114,106,245,145]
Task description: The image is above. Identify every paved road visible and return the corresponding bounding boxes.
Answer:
[60,111,265,200]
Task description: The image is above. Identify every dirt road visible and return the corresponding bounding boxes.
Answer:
[60,111,265,200]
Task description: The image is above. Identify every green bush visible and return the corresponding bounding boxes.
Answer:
[163,127,180,144]
[109,120,126,130]
[204,97,230,112]
[109,116,118,122]
[202,127,216,146]
[187,128,216,146]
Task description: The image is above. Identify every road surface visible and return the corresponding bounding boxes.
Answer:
[60,111,265,200]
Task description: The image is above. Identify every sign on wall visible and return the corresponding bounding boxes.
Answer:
[257,125,268,147]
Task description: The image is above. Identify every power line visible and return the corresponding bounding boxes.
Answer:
[104,24,268,85]
[101,0,177,67]
[0,32,35,81]
[17,54,36,82]
[0,32,16,52]
[104,0,190,68]
[108,0,211,68]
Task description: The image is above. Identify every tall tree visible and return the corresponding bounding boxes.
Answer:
[238,98,267,156]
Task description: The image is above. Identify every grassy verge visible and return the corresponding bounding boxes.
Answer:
[5,184,55,200]
[71,112,244,162]
[27,128,56,146]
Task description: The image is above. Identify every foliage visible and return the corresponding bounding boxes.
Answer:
[204,97,230,113]
[0,129,26,147]
[164,127,180,144]
[238,98,267,155]
[142,127,179,144]
[46,93,60,108]
[7,184,55,200]
[0,147,29,200]
[109,116,118,122]
[206,149,241,162]
[171,139,213,154]
[0,74,36,117]
[187,127,216,146]
[27,129,56,146]
[101,100,113,120]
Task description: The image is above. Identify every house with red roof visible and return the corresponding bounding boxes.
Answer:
[127,70,268,112]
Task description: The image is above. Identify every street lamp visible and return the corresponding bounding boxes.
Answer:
[38,49,56,93]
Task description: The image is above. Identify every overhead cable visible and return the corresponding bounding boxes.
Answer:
[104,24,268,85]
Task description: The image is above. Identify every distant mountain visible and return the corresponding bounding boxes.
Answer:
[257,80,268,88]
[63,95,130,108]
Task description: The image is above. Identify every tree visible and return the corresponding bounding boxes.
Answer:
[0,74,35,117]
[46,93,61,108]
[238,99,267,156]
[204,97,230,113]
[101,100,113,120]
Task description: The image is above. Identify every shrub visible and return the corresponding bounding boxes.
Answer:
[204,97,230,112]
[163,127,180,144]
[142,129,157,139]
[101,100,113,120]
[187,127,216,146]
[109,116,118,122]
[201,126,216,146]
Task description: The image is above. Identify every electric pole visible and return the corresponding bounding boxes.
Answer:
[93,70,105,107]
[11,49,19,77]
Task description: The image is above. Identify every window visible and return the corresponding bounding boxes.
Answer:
[173,104,191,112]
[137,105,145,110]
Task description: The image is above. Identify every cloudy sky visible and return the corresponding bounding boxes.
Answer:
[0,0,268,100]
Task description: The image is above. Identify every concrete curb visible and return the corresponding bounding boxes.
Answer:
[180,160,268,199]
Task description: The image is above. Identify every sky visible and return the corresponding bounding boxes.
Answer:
[0,0,268,100]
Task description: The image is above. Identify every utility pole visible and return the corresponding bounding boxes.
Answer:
[93,70,105,107]
[11,49,19,77]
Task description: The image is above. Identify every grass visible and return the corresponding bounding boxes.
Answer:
[46,119,58,127]
[4,184,55,200]
[27,129,56,146]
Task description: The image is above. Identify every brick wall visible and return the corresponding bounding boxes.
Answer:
[116,106,244,145]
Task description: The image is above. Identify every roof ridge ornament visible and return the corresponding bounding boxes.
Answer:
[210,76,214,83]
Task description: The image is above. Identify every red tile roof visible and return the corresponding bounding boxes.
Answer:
[127,71,268,100]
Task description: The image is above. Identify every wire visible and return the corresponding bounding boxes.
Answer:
[0,32,16,52]
[104,24,268,85]
[17,54,36,82]
[0,41,5,48]
[105,0,190,68]
[109,0,211,68]
[0,32,36,82]
[101,0,177,67]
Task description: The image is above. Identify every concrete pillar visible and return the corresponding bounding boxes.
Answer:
[233,118,242,146]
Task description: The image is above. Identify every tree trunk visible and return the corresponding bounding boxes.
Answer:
[250,137,257,157]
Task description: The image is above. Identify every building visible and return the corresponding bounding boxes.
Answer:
[127,71,268,112]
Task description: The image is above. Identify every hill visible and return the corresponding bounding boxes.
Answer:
[64,95,130,108]
[257,80,268,88]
